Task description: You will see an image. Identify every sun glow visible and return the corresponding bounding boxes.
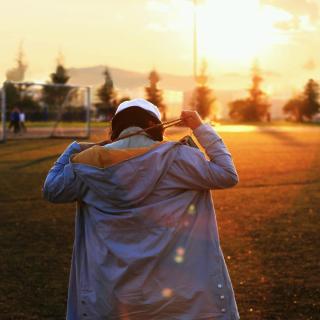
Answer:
[196,0,290,65]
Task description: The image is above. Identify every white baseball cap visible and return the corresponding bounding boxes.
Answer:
[115,98,161,121]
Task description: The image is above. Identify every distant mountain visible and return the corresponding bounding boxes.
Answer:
[68,65,194,91]
[67,65,287,119]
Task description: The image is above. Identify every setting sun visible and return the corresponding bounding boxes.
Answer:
[196,0,290,65]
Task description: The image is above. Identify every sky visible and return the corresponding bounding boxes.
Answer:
[1,0,320,96]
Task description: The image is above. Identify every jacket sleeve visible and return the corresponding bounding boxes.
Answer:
[168,123,239,190]
[43,141,86,203]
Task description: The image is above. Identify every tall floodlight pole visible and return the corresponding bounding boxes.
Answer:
[193,0,198,82]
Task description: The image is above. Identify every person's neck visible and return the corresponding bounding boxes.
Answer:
[118,126,150,138]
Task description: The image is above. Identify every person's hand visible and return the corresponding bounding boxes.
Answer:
[180,110,203,130]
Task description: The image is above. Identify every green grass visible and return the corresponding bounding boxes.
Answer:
[0,128,319,319]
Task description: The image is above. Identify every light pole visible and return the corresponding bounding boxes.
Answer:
[193,0,198,82]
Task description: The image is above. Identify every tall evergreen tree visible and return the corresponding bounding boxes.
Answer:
[283,78,320,122]
[51,65,70,84]
[302,79,320,119]
[192,61,216,120]
[145,70,166,121]
[229,61,270,121]
[96,68,117,118]
[5,44,28,110]
[42,62,71,110]
[6,43,28,82]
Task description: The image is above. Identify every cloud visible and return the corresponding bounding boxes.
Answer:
[145,0,192,33]
[262,0,319,24]
[261,1,319,33]
[273,15,305,31]
[273,19,298,31]
[273,15,317,33]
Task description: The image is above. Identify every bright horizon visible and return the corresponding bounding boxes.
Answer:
[1,0,320,96]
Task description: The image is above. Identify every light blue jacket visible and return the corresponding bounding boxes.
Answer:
[43,124,240,320]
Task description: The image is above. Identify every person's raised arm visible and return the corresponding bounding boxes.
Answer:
[168,110,239,190]
[43,142,87,203]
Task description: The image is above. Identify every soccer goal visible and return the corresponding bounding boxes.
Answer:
[0,81,91,142]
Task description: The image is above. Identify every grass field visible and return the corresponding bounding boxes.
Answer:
[0,126,319,319]
[4,119,320,129]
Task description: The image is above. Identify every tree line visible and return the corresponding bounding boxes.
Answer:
[229,62,320,123]
[97,60,320,123]
[1,48,319,123]
[96,67,168,121]
[1,50,169,122]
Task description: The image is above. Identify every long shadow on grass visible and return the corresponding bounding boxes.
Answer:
[257,127,304,147]
[11,154,61,170]
[0,141,67,157]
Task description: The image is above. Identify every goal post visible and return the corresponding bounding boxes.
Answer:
[0,81,92,142]
[1,84,6,142]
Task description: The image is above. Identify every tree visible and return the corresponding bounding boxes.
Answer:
[42,63,71,110]
[283,79,320,122]
[192,61,216,120]
[145,70,166,120]
[283,96,304,122]
[96,68,117,119]
[302,79,320,119]
[3,82,20,110]
[6,43,28,82]
[41,55,74,129]
[229,98,253,121]
[229,61,270,122]
[4,44,28,110]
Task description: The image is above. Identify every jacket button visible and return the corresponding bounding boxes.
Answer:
[81,300,86,304]
[221,308,226,313]
[220,295,225,299]
[217,284,223,288]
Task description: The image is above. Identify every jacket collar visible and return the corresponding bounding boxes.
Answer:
[118,126,150,139]
[71,141,167,169]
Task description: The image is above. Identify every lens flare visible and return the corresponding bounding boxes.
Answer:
[174,255,184,263]
[162,288,173,298]
[176,247,185,256]
[188,204,196,215]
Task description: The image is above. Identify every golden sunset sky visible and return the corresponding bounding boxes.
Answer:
[1,0,320,96]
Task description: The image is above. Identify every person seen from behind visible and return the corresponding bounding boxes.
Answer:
[43,98,240,320]
[19,109,27,132]
[9,107,21,134]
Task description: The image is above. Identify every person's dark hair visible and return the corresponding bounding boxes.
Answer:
[110,107,163,141]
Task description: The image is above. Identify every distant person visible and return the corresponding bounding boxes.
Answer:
[43,99,240,320]
[8,108,20,134]
[266,112,271,122]
[19,110,27,132]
